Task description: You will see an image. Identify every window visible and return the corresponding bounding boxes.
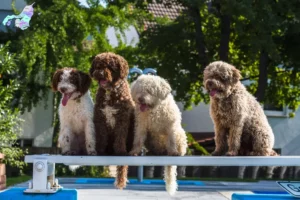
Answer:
[15,139,33,147]
[263,103,289,118]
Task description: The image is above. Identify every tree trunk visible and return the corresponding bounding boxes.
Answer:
[255,50,269,102]
[219,14,230,62]
[189,6,208,71]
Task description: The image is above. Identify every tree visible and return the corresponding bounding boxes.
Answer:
[125,0,300,115]
[0,0,142,145]
[0,43,25,169]
[0,0,140,110]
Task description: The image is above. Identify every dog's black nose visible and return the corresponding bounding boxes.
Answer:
[138,97,145,103]
[60,87,67,93]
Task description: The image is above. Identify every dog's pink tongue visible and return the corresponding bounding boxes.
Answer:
[140,104,148,112]
[99,80,108,86]
[210,90,217,97]
[62,94,71,106]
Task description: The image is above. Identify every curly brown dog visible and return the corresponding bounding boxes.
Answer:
[90,52,135,189]
[203,61,277,157]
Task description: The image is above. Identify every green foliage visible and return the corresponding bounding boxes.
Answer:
[0,0,142,113]
[186,133,209,156]
[0,0,146,144]
[0,44,25,169]
[55,164,109,177]
[2,0,300,116]
[125,0,300,114]
[7,175,31,187]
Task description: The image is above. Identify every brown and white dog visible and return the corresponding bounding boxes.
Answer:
[90,52,135,189]
[52,68,96,156]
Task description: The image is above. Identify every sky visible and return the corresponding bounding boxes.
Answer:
[77,0,107,8]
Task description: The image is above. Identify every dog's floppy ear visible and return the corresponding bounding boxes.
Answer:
[51,69,63,92]
[232,67,241,84]
[130,79,136,91]
[90,57,97,78]
[157,77,172,99]
[130,79,137,98]
[78,71,91,95]
[117,55,129,79]
[203,65,210,86]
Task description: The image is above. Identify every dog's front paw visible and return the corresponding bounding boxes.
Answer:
[88,150,97,156]
[129,150,139,156]
[225,151,238,156]
[211,151,223,156]
[168,150,180,156]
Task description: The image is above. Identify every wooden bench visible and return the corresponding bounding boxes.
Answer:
[23,155,300,194]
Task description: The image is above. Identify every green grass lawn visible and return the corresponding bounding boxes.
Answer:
[6,175,31,187]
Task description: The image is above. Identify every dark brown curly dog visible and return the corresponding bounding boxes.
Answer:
[90,52,135,189]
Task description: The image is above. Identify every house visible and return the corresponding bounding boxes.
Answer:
[1,0,300,158]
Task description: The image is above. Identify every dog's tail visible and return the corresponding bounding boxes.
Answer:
[164,165,178,196]
[68,165,81,172]
[114,165,128,190]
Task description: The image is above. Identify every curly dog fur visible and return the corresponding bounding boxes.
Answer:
[203,61,276,157]
[90,52,134,189]
[51,68,96,156]
[129,75,187,195]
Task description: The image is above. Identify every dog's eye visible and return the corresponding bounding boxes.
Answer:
[110,67,119,74]
[219,75,227,81]
[109,63,118,72]
[145,89,152,94]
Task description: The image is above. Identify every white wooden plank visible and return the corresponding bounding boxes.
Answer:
[24,155,300,166]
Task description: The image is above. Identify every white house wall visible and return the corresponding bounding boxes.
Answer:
[1,0,26,10]
[19,91,54,147]
[177,102,214,133]
[106,26,140,47]
[268,109,300,155]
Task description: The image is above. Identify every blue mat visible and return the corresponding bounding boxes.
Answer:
[0,188,77,200]
[75,178,205,186]
[232,193,297,200]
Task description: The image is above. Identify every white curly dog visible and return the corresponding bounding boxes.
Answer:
[129,74,187,196]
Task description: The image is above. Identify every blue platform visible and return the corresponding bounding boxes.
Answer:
[232,193,298,200]
[75,178,205,186]
[0,188,77,200]
[252,191,289,194]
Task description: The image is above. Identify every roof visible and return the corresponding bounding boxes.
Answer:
[144,1,185,29]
